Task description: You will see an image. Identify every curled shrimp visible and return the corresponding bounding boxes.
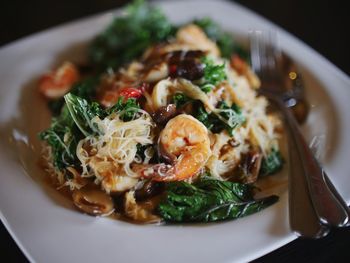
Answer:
[39,61,79,99]
[138,114,211,181]
[176,24,220,57]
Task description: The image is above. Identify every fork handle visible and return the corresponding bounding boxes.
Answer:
[287,128,330,237]
[265,91,350,227]
[323,174,350,227]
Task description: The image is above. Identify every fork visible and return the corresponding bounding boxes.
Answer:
[249,30,350,238]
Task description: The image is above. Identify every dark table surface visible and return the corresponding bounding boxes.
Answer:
[1,0,349,262]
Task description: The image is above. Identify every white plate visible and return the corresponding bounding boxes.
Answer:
[1,0,349,262]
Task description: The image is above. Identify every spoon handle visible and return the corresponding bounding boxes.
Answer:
[265,90,350,228]
[287,112,349,227]
[323,173,350,226]
[287,129,329,237]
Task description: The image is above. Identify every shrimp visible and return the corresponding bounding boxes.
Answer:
[38,61,79,99]
[176,24,220,57]
[88,156,138,193]
[139,114,211,181]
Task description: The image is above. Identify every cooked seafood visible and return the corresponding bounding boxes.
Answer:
[138,114,211,181]
[39,0,283,224]
[39,62,79,99]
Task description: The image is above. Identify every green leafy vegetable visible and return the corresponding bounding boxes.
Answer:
[158,177,278,222]
[193,103,221,131]
[194,17,249,60]
[89,0,175,71]
[216,101,245,135]
[64,93,141,137]
[172,93,191,107]
[200,56,227,93]
[193,101,244,135]
[107,97,140,121]
[260,149,283,176]
[39,106,80,170]
[64,93,105,137]
[70,76,100,101]
[41,93,142,170]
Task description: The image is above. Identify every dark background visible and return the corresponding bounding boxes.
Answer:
[0,0,349,262]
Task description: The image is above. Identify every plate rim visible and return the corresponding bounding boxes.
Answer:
[0,0,349,262]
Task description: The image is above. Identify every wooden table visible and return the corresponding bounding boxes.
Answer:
[1,1,349,262]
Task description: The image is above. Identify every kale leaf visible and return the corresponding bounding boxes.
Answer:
[64,93,105,137]
[200,56,227,93]
[41,93,142,170]
[216,100,245,135]
[70,76,100,101]
[260,149,283,176]
[193,103,222,132]
[107,97,140,121]
[172,93,192,107]
[39,106,81,170]
[89,0,175,71]
[158,177,278,222]
[193,101,244,135]
[64,93,141,137]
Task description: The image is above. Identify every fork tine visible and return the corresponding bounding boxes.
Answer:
[249,29,263,75]
[265,31,276,77]
[250,29,285,93]
[249,29,276,81]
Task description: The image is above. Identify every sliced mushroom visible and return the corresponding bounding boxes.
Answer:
[240,150,263,184]
[152,104,177,125]
[167,50,205,81]
[134,180,164,201]
[72,186,114,216]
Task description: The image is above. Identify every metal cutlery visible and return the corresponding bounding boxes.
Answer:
[249,29,350,237]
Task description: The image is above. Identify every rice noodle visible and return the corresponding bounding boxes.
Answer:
[76,109,155,192]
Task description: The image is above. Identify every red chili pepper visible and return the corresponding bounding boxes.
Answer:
[119,87,142,99]
[169,64,178,77]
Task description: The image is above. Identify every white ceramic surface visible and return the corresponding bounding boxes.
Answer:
[0,1,349,262]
